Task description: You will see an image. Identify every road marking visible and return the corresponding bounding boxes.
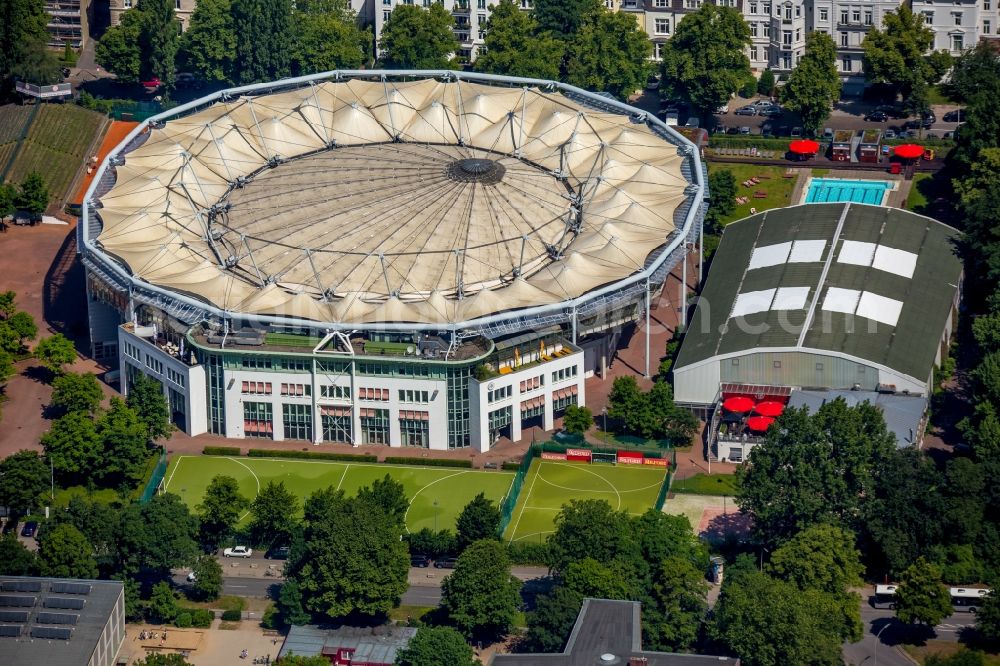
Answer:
[507,463,541,543]
[228,585,248,589]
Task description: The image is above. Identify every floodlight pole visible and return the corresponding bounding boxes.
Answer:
[682,244,688,323]
[698,214,704,284]
[644,278,651,378]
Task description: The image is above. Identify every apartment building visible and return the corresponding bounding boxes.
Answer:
[44,0,89,49]
[911,0,985,55]
[109,0,196,30]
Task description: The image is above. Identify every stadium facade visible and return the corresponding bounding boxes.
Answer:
[80,71,705,452]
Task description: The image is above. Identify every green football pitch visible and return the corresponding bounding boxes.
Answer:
[163,456,514,533]
[503,459,669,544]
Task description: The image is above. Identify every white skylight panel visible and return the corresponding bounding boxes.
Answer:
[821,287,861,314]
[731,289,776,317]
[771,286,810,311]
[748,243,791,270]
[837,240,877,267]
[872,246,918,279]
[788,240,826,263]
[856,291,904,327]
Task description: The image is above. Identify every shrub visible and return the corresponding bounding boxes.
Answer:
[191,609,214,628]
[247,449,377,462]
[501,461,521,471]
[203,446,241,456]
[221,609,242,622]
[260,604,279,630]
[507,541,550,565]
[383,457,472,468]
[174,612,192,628]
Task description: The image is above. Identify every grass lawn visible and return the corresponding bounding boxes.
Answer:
[926,85,957,106]
[164,455,514,533]
[707,163,797,224]
[504,459,669,544]
[906,172,933,211]
[904,642,1000,665]
[671,473,740,496]
[388,605,434,623]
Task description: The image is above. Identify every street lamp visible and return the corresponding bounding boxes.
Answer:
[602,407,607,436]
[433,499,438,532]
[874,622,890,666]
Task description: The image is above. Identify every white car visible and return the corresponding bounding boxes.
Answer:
[186,571,197,582]
[223,546,253,558]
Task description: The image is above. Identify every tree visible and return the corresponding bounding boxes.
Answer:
[138,0,180,88]
[41,411,101,479]
[532,0,601,39]
[275,657,332,666]
[147,581,180,623]
[757,68,775,96]
[0,533,38,575]
[956,149,1000,301]
[561,557,636,600]
[781,31,840,135]
[34,333,76,373]
[948,43,1000,170]
[38,523,98,579]
[198,474,248,548]
[356,474,409,527]
[709,560,844,666]
[292,495,408,619]
[277,578,311,626]
[561,404,592,435]
[642,556,709,652]
[861,5,951,104]
[249,481,299,548]
[647,380,698,445]
[190,555,223,600]
[50,372,103,416]
[52,496,121,569]
[126,373,171,440]
[117,493,199,575]
[766,523,863,595]
[0,0,50,85]
[524,586,583,652]
[926,652,988,666]
[97,398,153,485]
[406,528,456,558]
[660,5,752,120]
[895,557,953,626]
[395,626,477,666]
[455,492,500,551]
[0,450,49,515]
[378,4,457,70]
[607,376,645,434]
[474,0,563,80]
[231,0,294,84]
[0,183,15,219]
[96,9,144,83]
[975,587,1000,643]
[7,311,37,344]
[564,10,652,101]
[705,169,736,233]
[441,539,522,639]
[547,499,636,573]
[133,654,192,666]
[16,171,48,215]
[177,0,236,83]
[290,0,368,76]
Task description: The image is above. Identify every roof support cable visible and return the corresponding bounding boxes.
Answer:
[242,235,266,286]
[382,76,399,141]
[306,248,330,300]
[246,99,272,161]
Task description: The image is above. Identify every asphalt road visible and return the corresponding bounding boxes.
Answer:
[842,606,976,666]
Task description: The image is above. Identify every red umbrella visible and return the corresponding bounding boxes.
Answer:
[722,396,755,413]
[754,401,785,417]
[789,139,820,155]
[893,144,923,159]
[747,415,776,432]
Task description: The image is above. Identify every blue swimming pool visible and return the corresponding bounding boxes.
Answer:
[804,178,894,205]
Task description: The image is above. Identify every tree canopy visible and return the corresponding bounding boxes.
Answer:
[378,4,457,70]
[0,450,49,515]
[49,372,103,416]
[177,0,236,83]
[0,0,52,89]
[395,625,477,666]
[16,171,48,214]
[659,4,752,120]
[440,538,522,639]
[34,333,76,374]
[231,0,293,84]
[96,0,180,85]
[895,556,953,626]
[117,493,199,575]
[197,474,248,548]
[249,480,299,548]
[781,31,840,134]
[455,492,500,551]
[474,0,563,80]
[861,5,951,103]
[564,10,652,101]
[126,373,171,440]
[39,523,98,579]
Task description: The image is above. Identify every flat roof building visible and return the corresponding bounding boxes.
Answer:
[491,598,738,666]
[278,624,417,666]
[0,576,125,666]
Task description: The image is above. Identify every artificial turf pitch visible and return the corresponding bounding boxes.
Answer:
[503,459,669,544]
[164,456,514,533]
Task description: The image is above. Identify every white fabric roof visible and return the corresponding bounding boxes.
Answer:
[95,78,691,325]
[771,286,810,311]
[731,289,776,317]
[872,245,918,279]
[748,243,791,270]
[856,291,904,326]
[837,240,878,266]
[822,287,862,314]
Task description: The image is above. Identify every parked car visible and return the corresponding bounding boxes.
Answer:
[223,545,253,558]
[790,127,802,137]
[875,104,906,118]
[734,105,757,116]
[864,110,889,122]
[777,125,790,136]
[823,128,834,139]
[726,126,740,134]
[751,98,775,108]
[738,126,751,135]
[20,521,37,538]
[884,129,897,139]
[713,123,726,134]
[140,77,162,90]
[434,557,459,569]
[716,103,730,113]
[942,130,955,139]
[646,75,660,91]
[760,105,784,118]
[410,554,431,568]
[904,112,935,129]
[266,545,290,560]
[943,109,964,123]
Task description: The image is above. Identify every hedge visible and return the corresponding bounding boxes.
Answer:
[203,446,241,456]
[506,541,550,566]
[221,609,242,622]
[174,612,192,628]
[501,461,521,471]
[247,449,377,463]
[383,457,473,468]
[191,609,214,628]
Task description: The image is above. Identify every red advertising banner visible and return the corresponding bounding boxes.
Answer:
[643,458,670,467]
[540,452,567,461]
[617,452,645,465]
[565,448,593,462]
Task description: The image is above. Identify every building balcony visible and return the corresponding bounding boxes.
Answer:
[122,322,199,366]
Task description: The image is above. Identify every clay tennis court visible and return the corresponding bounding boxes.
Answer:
[72,120,138,206]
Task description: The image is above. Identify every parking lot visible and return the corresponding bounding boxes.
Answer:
[631,89,963,140]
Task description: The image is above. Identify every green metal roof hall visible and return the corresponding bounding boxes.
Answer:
[674,203,962,406]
